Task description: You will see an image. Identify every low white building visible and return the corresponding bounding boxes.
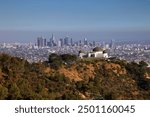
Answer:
[79,47,108,59]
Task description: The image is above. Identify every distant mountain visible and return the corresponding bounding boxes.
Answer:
[0,53,150,100]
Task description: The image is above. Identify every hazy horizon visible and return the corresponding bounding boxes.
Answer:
[0,0,150,43]
[0,30,150,43]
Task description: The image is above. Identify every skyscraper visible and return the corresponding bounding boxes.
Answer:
[79,40,82,46]
[48,34,57,47]
[37,37,45,48]
[84,38,88,45]
[58,40,61,47]
[70,38,73,46]
[110,39,115,49]
[64,36,69,46]
[44,38,47,47]
[59,38,64,47]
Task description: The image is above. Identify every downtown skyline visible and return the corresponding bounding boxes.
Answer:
[0,0,150,42]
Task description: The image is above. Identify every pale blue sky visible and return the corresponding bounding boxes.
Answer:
[0,0,150,42]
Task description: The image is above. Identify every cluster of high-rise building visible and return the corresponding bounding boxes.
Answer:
[37,37,47,47]
[36,34,72,48]
[1,38,150,64]
[36,34,97,48]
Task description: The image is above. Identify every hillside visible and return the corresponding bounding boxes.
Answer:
[0,53,150,100]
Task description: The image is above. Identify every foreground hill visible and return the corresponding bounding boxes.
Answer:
[0,53,150,99]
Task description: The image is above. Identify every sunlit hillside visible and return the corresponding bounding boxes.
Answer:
[0,53,150,100]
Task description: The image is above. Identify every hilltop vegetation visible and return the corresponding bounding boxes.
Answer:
[0,53,150,100]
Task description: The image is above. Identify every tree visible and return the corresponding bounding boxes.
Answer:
[8,83,21,99]
[61,54,77,63]
[139,61,148,68]
[0,84,8,99]
[48,53,63,69]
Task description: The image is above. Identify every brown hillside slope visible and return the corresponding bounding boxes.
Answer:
[0,53,150,100]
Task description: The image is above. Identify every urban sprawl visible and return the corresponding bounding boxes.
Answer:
[0,34,150,66]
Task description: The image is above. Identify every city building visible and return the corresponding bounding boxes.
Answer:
[64,36,69,46]
[110,39,115,49]
[84,38,88,45]
[70,38,73,46]
[37,37,46,48]
[48,34,57,47]
[59,38,64,47]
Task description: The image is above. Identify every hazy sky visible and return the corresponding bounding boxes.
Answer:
[0,0,150,42]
